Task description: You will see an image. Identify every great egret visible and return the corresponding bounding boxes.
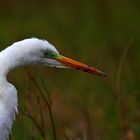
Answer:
[0,38,107,140]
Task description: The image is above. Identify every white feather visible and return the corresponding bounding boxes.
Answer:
[0,38,62,140]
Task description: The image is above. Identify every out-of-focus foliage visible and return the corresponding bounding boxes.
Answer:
[0,0,139,139]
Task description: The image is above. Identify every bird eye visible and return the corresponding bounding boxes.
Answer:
[44,51,56,59]
[44,52,49,56]
[44,51,52,58]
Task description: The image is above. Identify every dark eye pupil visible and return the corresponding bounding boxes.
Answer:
[45,52,49,56]
[45,52,52,58]
[44,51,55,58]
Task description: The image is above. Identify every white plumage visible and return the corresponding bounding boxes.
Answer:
[0,38,106,140]
[0,38,60,140]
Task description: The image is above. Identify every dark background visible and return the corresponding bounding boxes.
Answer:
[0,0,139,139]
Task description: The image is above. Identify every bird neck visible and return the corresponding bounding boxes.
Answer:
[0,45,23,77]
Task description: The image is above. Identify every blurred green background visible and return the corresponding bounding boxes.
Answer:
[0,0,140,139]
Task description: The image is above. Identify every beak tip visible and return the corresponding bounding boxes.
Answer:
[100,72,107,77]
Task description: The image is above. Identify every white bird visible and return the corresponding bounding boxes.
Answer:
[0,38,107,140]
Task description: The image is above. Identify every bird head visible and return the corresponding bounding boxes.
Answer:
[13,38,107,77]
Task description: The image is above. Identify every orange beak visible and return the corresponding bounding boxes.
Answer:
[56,55,107,77]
